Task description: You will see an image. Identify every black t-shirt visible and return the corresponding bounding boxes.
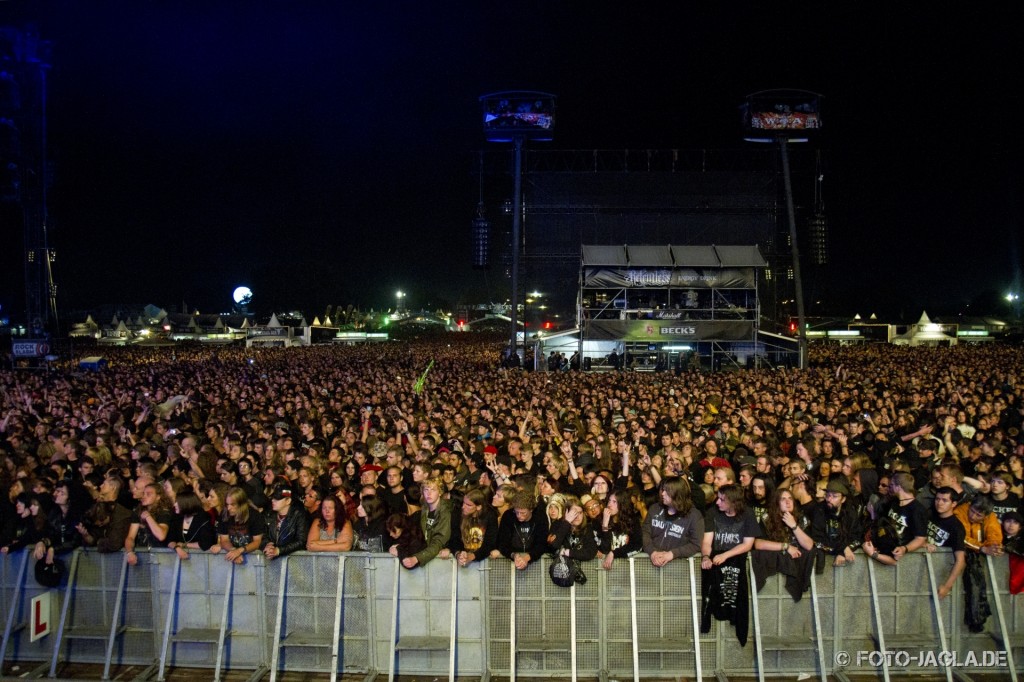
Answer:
[704,507,761,555]
[882,498,929,544]
[990,493,1021,522]
[131,508,174,549]
[927,512,966,552]
[216,513,267,548]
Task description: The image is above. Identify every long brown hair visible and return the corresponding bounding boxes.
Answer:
[659,476,693,515]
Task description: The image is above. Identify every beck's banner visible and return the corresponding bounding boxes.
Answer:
[586,320,754,341]
[583,267,755,289]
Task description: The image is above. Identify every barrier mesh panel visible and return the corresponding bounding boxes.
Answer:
[6,549,1023,677]
[1,551,53,663]
[744,558,818,676]
[58,551,122,664]
[110,549,158,665]
[340,556,371,672]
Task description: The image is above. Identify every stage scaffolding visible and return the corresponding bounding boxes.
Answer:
[578,244,795,371]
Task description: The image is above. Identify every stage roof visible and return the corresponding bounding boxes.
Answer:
[581,245,766,268]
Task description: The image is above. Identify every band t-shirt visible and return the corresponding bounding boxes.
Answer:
[927,512,966,552]
[705,508,761,554]
[217,513,267,548]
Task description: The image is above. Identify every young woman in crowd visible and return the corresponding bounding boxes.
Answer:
[547,495,598,563]
[1,493,48,554]
[167,490,217,559]
[125,483,173,565]
[306,495,354,552]
[199,480,230,524]
[386,513,426,565]
[212,487,265,565]
[447,486,498,566]
[754,489,813,557]
[162,477,187,507]
[327,468,358,521]
[597,488,643,570]
[352,494,388,552]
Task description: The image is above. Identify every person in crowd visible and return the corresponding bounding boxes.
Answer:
[987,472,1020,521]
[40,481,84,559]
[306,495,354,552]
[867,472,928,563]
[955,495,1003,631]
[548,496,598,563]
[262,485,310,560]
[124,482,173,565]
[301,487,322,517]
[167,490,217,559]
[702,485,759,568]
[197,479,225,517]
[387,513,426,565]
[642,476,704,567]
[403,477,451,569]
[922,487,967,599]
[1002,511,1024,594]
[597,487,643,570]
[352,493,388,552]
[491,484,515,524]
[497,490,550,570]
[212,487,265,565]
[78,476,132,553]
[445,486,498,566]
[752,489,815,599]
[381,466,409,516]
[1,494,47,554]
[700,484,759,645]
[748,474,775,525]
[810,479,863,567]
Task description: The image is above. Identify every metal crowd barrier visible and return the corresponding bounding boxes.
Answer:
[1,548,1022,680]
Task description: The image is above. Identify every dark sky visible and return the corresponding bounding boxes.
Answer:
[2,2,1021,321]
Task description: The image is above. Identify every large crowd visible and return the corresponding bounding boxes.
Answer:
[1,339,1022,637]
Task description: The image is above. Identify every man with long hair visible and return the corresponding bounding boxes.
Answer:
[642,476,704,567]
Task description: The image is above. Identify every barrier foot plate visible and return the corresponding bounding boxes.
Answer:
[130,661,159,682]
[21,660,50,678]
[243,664,269,682]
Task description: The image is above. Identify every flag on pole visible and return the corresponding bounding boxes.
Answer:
[413,360,434,394]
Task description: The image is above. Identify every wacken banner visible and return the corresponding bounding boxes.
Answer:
[586,319,754,341]
[583,267,755,289]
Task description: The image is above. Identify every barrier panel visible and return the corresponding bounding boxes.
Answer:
[156,549,268,679]
[268,553,370,679]
[2,548,1022,679]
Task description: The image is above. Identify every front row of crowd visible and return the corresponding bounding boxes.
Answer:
[3,433,1023,640]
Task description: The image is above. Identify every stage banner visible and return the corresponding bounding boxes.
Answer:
[583,267,755,289]
[586,319,754,341]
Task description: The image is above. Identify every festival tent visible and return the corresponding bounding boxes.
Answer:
[892,311,957,346]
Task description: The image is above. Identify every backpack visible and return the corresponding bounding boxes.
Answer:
[867,515,901,556]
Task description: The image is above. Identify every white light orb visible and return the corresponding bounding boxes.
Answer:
[232,286,253,305]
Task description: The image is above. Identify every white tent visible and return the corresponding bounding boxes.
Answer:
[892,311,957,346]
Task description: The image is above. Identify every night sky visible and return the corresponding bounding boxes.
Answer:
[1,2,1021,322]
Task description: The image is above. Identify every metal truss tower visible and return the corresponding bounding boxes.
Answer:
[1,27,56,334]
